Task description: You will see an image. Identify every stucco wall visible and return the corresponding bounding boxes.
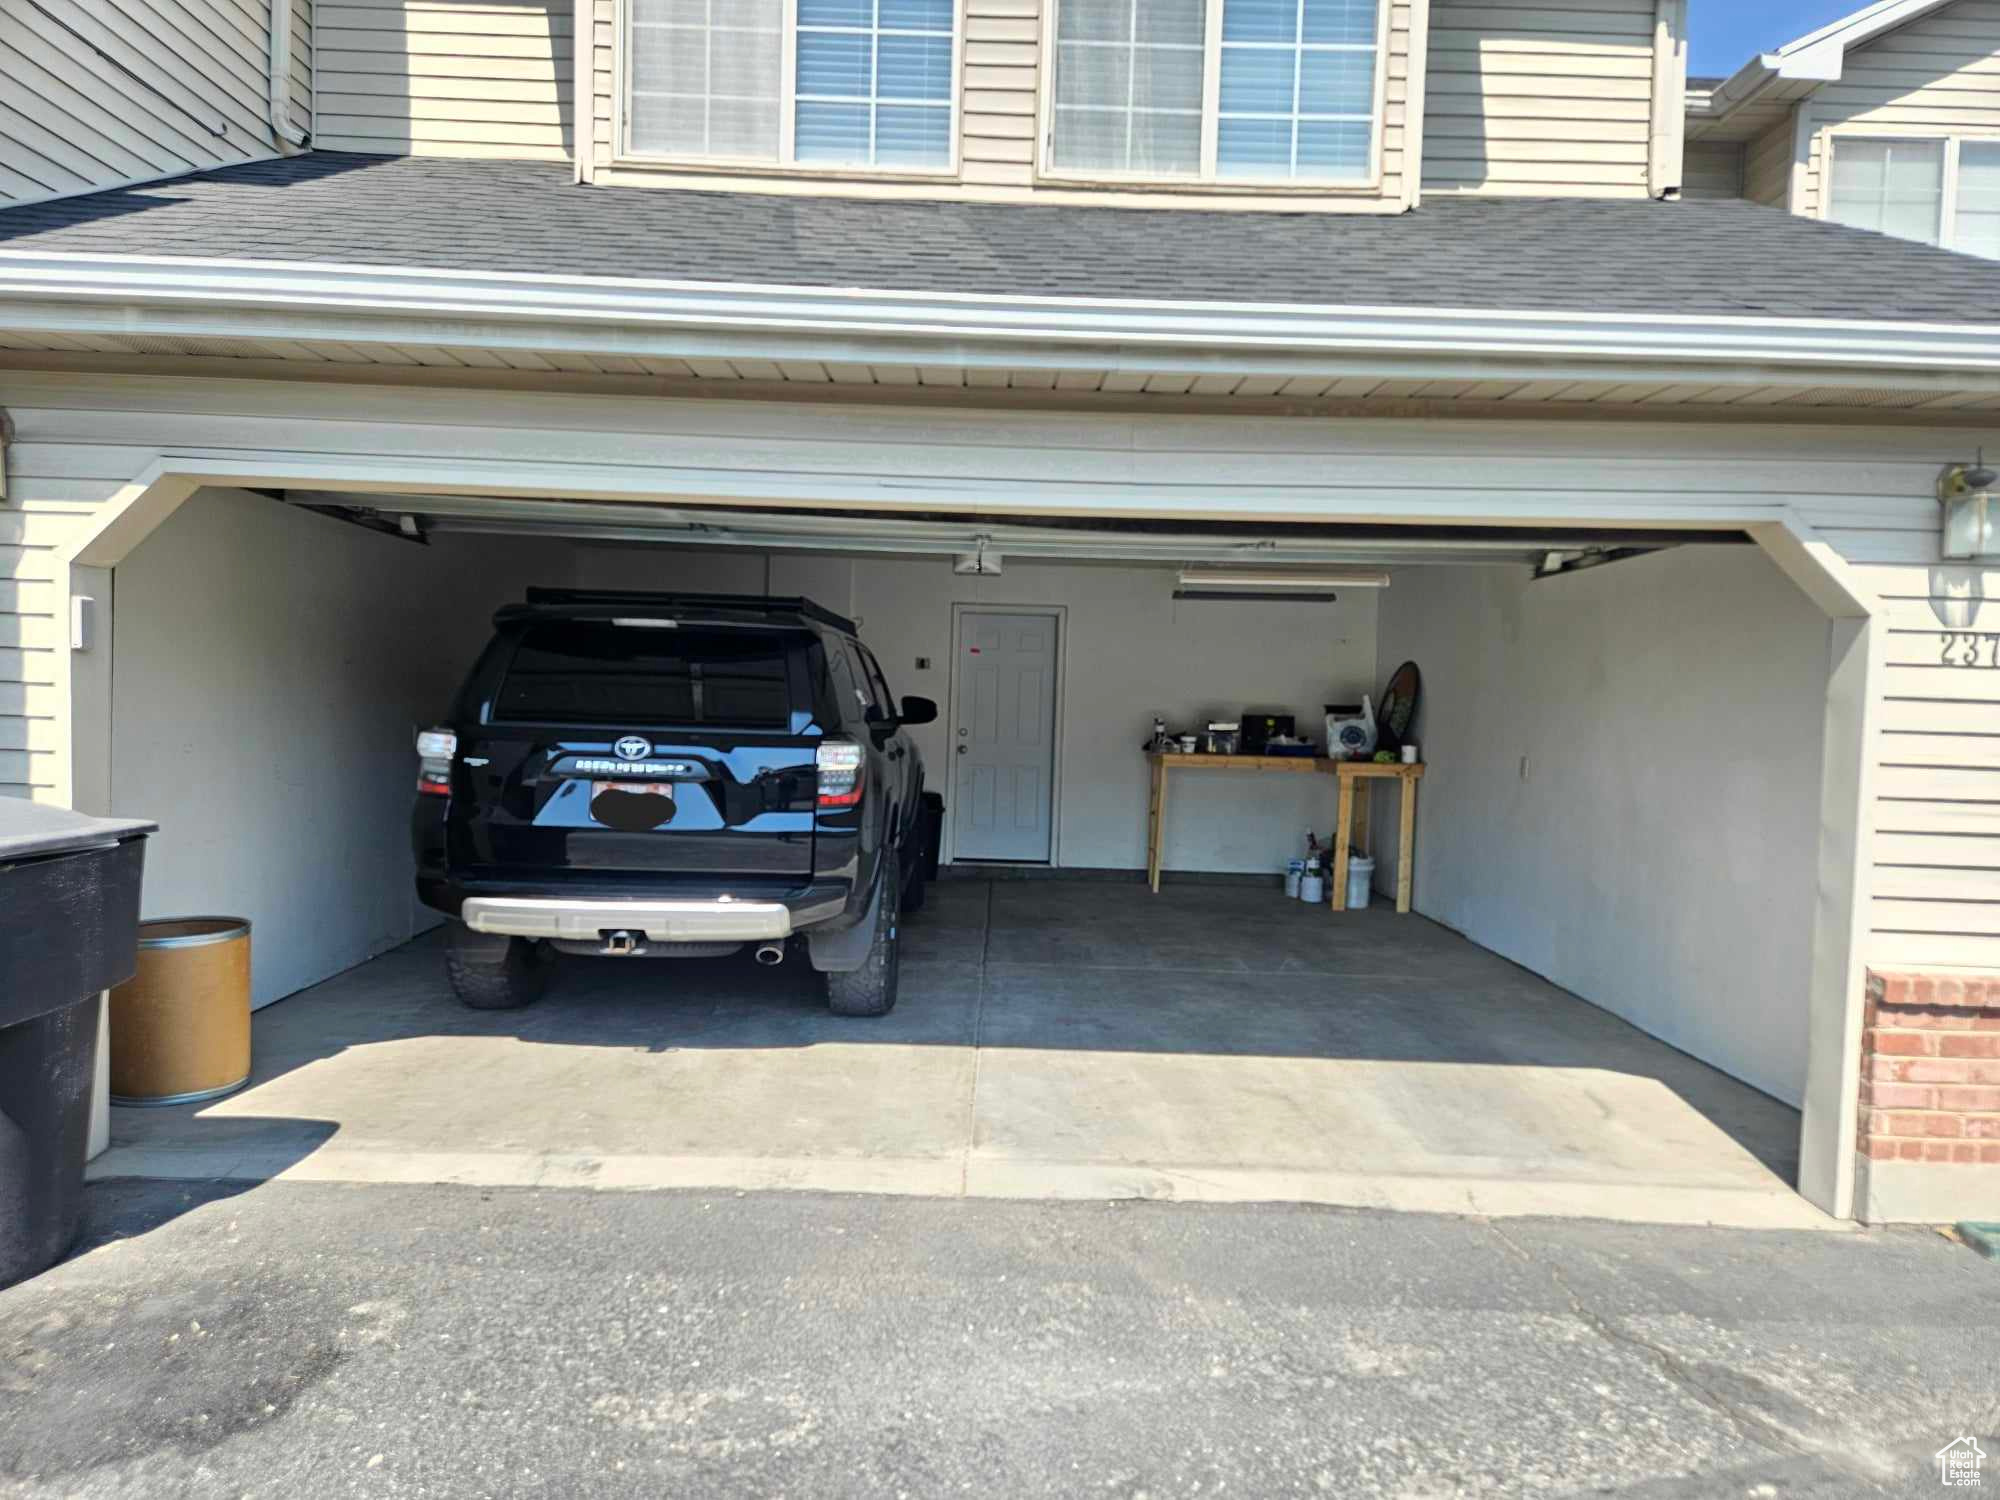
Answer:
[1368,546,1829,1107]
[570,544,1381,875]
[109,488,567,1008]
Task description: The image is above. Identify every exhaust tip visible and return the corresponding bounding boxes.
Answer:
[754,942,786,967]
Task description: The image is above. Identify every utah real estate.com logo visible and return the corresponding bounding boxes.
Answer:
[1939,1436,1985,1488]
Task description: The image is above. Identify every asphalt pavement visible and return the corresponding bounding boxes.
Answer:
[1,1180,1995,1498]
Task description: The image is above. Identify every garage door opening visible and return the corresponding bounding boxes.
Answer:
[87,484,1835,1226]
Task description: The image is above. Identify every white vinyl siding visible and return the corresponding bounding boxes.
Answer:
[1743,113,1796,208]
[314,0,574,161]
[0,0,302,206]
[1421,0,1659,198]
[1680,139,1742,199]
[958,0,1040,186]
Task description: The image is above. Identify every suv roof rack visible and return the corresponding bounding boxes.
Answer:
[503,588,858,636]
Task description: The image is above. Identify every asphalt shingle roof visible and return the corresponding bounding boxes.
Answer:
[5,151,2000,323]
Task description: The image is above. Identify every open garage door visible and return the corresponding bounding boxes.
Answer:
[93,483,1832,1227]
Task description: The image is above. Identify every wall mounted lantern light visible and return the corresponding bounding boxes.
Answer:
[1939,453,1999,560]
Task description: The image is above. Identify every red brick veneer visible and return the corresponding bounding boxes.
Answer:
[1859,970,2000,1165]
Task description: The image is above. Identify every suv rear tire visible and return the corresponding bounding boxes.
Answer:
[445,921,550,1010]
[825,863,901,1018]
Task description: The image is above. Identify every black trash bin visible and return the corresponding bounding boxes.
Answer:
[920,791,944,881]
[0,802,154,1288]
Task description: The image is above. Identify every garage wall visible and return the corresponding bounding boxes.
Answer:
[569,544,1380,875]
[110,488,570,1008]
[1368,546,1829,1106]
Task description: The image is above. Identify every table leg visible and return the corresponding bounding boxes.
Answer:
[1330,774,1354,913]
[1396,777,1417,914]
[1148,761,1167,894]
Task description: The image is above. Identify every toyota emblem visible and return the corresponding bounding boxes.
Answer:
[614,735,652,762]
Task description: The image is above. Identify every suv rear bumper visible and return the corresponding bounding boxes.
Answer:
[462,895,809,944]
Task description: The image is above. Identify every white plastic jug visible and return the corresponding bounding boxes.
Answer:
[1325,696,1378,759]
[1345,854,1376,910]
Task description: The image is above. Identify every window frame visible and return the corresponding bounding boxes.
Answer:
[1820,128,2000,257]
[616,0,965,181]
[1034,0,1392,193]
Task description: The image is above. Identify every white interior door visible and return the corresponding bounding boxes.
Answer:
[952,609,1058,863]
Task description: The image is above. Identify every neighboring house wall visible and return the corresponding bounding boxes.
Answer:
[109,488,565,1007]
[0,0,309,205]
[314,0,571,161]
[1802,0,2000,221]
[1744,113,1797,208]
[1368,546,1830,1108]
[1697,1,2000,220]
[1421,0,1668,198]
[3,375,1994,977]
[1681,139,1743,199]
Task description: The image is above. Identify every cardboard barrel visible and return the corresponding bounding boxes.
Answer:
[109,917,251,1106]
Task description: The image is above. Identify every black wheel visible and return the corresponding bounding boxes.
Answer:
[444,921,550,1010]
[825,864,901,1018]
[900,840,927,913]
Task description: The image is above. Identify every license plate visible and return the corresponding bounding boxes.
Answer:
[589,780,676,831]
[592,780,673,801]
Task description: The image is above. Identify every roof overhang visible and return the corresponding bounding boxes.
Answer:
[1689,0,1959,141]
[5,250,2000,407]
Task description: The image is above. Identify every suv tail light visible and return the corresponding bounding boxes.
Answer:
[416,728,457,797]
[816,739,864,808]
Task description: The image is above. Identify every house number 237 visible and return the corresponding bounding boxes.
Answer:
[1939,632,2000,668]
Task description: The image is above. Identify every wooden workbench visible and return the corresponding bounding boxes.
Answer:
[1143,753,1425,913]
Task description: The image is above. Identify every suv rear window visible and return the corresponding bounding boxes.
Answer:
[496,622,793,728]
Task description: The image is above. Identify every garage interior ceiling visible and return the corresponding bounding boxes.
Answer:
[278,491,1751,570]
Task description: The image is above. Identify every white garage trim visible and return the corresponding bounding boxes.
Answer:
[1755,517,1881,1221]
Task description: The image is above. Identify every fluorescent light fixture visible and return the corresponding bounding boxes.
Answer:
[1176,568,1392,590]
[611,616,679,628]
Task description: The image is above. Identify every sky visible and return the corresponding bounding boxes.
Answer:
[1687,0,1861,76]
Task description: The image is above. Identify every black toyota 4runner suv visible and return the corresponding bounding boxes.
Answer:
[412,589,935,1016]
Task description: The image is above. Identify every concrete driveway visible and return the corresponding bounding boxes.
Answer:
[95,880,1820,1228]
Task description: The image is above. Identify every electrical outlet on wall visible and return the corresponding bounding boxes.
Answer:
[1519,754,1530,782]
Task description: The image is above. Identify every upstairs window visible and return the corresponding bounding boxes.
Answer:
[1046,0,1384,185]
[626,0,958,172]
[1827,135,2000,261]
[1828,139,1945,245]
